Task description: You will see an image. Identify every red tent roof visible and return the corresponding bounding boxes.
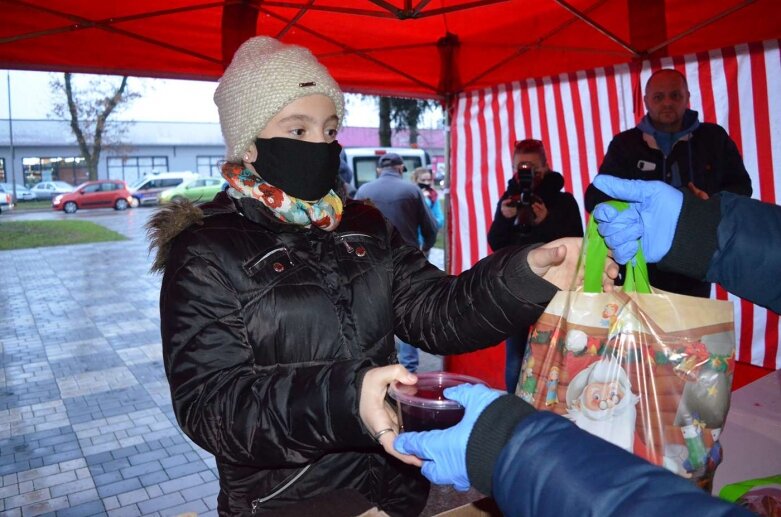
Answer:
[2,0,780,98]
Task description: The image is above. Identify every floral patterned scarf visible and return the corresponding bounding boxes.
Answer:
[221,163,343,231]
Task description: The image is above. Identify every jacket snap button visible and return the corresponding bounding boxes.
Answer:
[355,246,366,257]
[273,262,285,272]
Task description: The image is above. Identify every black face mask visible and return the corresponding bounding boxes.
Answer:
[252,138,342,200]
[417,183,432,191]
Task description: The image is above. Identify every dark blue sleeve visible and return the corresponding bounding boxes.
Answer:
[492,412,750,517]
[706,193,781,313]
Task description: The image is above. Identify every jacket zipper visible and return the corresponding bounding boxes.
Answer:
[250,464,312,514]
[246,247,288,272]
[337,233,372,253]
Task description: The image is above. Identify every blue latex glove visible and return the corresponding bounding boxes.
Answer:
[393,384,503,492]
[592,176,683,264]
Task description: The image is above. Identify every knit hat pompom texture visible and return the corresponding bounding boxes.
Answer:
[214,36,345,162]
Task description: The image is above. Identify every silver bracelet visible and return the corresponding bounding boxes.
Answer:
[373,428,395,443]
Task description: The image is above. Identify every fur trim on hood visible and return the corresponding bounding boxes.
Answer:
[146,199,204,273]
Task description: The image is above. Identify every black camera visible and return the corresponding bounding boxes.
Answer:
[507,163,534,207]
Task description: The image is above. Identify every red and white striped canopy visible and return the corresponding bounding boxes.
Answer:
[447,39,780,387]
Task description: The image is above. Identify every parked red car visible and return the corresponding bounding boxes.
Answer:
[52,180,133,214]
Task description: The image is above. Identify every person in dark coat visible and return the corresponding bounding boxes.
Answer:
[148,36,588,516]
[487,139,583,391]
[584,68,752,298]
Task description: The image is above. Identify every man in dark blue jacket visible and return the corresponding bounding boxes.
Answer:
[585,69,752,298]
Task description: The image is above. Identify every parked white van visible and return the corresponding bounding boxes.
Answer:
[128,171,198,206]
[342,147,431,190]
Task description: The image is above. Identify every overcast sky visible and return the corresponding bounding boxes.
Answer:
[0,70,443,128]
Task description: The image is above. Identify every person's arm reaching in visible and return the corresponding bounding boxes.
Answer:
[591,175,781,313]
[394,384,751,517]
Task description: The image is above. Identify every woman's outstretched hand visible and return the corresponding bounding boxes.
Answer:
[527,237,618,291]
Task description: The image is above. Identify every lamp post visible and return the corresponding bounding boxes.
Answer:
[6,71,17,198]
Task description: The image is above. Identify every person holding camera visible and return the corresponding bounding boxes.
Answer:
[487,139,583,392]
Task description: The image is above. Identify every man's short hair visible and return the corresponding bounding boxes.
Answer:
[645,68,689,92]
[513,139,548,166]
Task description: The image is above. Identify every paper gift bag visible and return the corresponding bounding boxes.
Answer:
[516,205,736,490]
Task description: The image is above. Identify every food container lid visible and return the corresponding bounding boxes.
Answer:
[388,371,487,410]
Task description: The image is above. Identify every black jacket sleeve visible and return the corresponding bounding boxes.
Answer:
[388,221,558,353]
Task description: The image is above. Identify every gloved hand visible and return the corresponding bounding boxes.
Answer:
[393,384,503,492]
[591,176,683,264]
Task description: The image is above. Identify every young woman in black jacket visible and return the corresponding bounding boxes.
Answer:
[148,36,592,516]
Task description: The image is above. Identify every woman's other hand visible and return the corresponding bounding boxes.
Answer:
[359,365,422,466]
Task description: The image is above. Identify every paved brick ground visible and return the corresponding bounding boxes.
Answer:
[0,208,450,516]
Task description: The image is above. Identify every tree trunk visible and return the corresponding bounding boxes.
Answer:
[407,103,421,146]
[379,97,392,146]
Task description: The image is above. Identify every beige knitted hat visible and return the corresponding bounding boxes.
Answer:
[214,36,345,162]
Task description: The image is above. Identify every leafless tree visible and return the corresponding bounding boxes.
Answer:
[50,73,140,180]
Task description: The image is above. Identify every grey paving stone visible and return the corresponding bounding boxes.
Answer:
[120,460,163,480]
[127,450,168,467]
[92,471,123,487]
[116,488,148,507]
[136,492,185,514]
[164,460,209,479]
[161,498,209,516]
[54,478,99,506]
[85,452,114,466]
[125,363,166,384]
[49,351,125,378]
[158,455,187,470]
[158,473,202,495]
[0,461,31,477]
[19,494,70,515]
[179,480,219,502]
[138,470,169,487]
[54,499,106,517]
[96,478,142,498]
[106,504,141,517]
[0,379,61,411]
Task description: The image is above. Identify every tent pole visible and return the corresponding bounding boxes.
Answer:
[6,71,16,196]
[443,96,452,274]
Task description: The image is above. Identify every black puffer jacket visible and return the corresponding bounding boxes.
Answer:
[148,192,557,516]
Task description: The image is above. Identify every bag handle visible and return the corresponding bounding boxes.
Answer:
[719,474,781,503]
[583,201,651,294]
